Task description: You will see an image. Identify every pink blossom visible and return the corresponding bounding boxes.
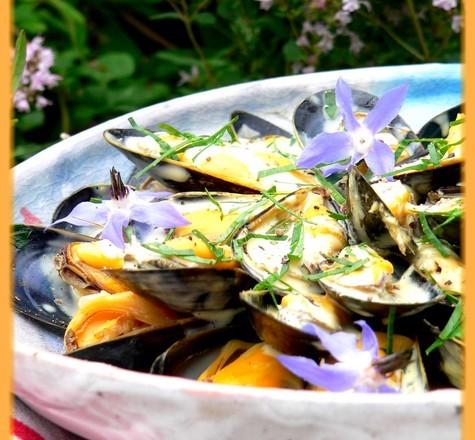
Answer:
[348,31,364,54]
[257,0,273,10]
[451,14,462,32]
[335,10,352,26]
[13,36,61,113]
[432,0,457,11]
[296,35,310,47]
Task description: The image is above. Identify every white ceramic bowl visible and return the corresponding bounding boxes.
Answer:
[14,64,462,440]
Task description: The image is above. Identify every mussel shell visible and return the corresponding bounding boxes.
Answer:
[395,161,461,202]
[293,88,421,156]
[320,257,445,318]
[105,128,262,194]
[67,318,206,372]
[104,110,296,195]
[52,185,112,224]
[439,338,463,389]
[239,290,329,357]
[417,104,462,139]
[347,167,418,257]
[151,321,258,376]
[105,267,254,313]
[230,110,292,139]
[14,226,93,328]
[236,188,352,295]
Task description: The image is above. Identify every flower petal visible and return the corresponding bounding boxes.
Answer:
[335,78,360,132]
[302,323,359,362]
[364,140,395,176]
[354,320,379,358]
[51,202,109,227]
[297,132,352,169]
[130,201,190,228]
[376,383,399,393]
[101,209,130,249]
[363,84,409,134]
[320,161,350,177]
[277,355,359,391]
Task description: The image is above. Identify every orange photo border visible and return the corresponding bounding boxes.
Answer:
[2,0,12,438]
[3,1,472,438]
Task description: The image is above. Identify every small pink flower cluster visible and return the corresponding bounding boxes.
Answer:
[14,36,61,113]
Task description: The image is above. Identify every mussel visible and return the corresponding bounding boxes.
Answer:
[104,113,317,194]
[316,244,445,317]
[239,289,350,356]
[236,188,352,295]
[13,225,93,328]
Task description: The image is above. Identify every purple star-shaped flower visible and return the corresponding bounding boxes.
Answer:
[51,169,190,249]
[297,78,408,176]
[277,320,398,393]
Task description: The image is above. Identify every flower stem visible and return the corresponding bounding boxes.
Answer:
[405,0,430,61]
[358,11,424,61]
[386,306,396,355]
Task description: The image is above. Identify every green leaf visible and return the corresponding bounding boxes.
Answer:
[418,212,450,257]
[426,301,463,355]
[16,111,45,131]
[204,188,224,220]
[312,168,346,205]
[288,220,304,261]
[12,30,27,92]
[13,224,32,250]
[150,12,181,21]
[283,40,304,62]
[193,12,217,26]
[96,52,136,81]
[323,90,337,119]
[257,164,296,179]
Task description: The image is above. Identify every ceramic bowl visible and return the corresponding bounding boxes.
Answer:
[14,64,462,440]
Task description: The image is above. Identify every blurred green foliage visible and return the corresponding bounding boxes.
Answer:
[14,0,461,163]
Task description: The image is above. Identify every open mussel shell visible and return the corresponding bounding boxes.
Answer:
[319,255,445,318]
[104,112,315,194]
[347,167,418,257]
[104,128,258,194]
[13,225,93,329]
[407,188,462,250]
[236,188,353,295]
[239,289,349,356]
[150,321,258,376]
[67,318,208,372]
[293,87,422,158]
[392,105,463,199]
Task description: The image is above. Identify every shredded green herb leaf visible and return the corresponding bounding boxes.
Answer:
[418,212,450,257]
[312,168,346,205]
[426,300,463,355]
[204,188,224,221]
[306,258,368,281]
[257,164,297,179]
[386,306,396,355]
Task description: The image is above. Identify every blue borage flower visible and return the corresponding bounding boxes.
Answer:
[51,168,190,250]
[277,320,398,393]
[297,78,408,177]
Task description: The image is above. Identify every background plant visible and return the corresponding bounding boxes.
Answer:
[14,0,461,163]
